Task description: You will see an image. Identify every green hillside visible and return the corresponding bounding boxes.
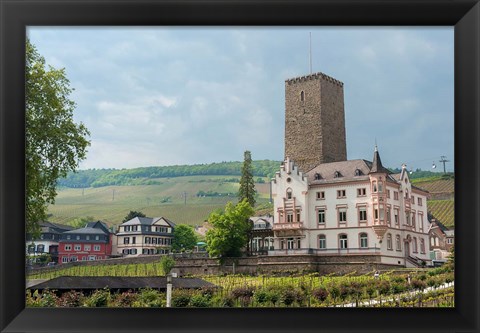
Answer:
[48,175,271,227]
[58,160,281,188]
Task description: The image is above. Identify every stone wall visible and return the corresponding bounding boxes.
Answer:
[30,253,404,277]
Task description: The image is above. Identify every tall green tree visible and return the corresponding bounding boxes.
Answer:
[26,40,90,235]
[123,210,146,222]
[205,199,254,258]
[172,224,198,252]
[238,150,256,207]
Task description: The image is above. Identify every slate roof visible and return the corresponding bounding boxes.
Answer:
[121,217,176,228]
[27,276,217,291]
[306,159,400,184]
[304,148,415,187]
[39,221,74,233]
[63,227,107,235]
[369,147,391,174]
[444,230,455,236]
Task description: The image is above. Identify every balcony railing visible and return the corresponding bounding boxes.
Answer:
[272,222,303,230]
[268,247,381,256]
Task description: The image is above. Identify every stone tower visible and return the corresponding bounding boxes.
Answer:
[284,72,347,172]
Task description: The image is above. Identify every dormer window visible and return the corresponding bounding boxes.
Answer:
[354,169,362,176]
[334,171,341,178]
[314,173,321,180]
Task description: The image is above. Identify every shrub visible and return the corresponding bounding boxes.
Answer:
[26,290,58,307]
[217,294,235,307]
[266,289,281,306]
[253,289,269,305]
[280,289,297,306]
[328,284,341,301]
[56,290,85,307]
[418,274,427,281]
[231,286,255,299]
[137,288,164,307]
[84,288,110,307]
[110,290,138,307]
[376,280,391,296]
[171,289,192,307]
[190,294,210,307]
[390,282,407,294]
[411,279,427,290]
[199,287,216,300]
[312,287,329,302]
[365,283,377,298]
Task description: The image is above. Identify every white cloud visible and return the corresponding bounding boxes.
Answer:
[29,27,453,171]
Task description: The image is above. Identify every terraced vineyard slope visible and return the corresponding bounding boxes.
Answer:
[412,174,454,229]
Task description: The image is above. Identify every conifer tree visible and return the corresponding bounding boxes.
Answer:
[238,150,256,207]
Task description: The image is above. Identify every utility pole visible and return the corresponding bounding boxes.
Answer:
[439,156,450,174]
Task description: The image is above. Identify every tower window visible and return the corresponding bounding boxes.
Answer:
[286,188,293,199]
[300,91,305,102]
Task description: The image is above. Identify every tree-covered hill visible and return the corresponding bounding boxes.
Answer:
[58,160,282,188]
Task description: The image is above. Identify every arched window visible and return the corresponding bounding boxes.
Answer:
[314,172,321,180]
[286,188,293,199]
[339,234,348,249]
[334,171,341,178]
[396,235,402,251]
[354,169,362,176]
[300,90,305,102]
[318,235,326,249]
[387,233,393,250]
[359,233,368,248]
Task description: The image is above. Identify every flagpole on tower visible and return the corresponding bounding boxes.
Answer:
[309,32,312,74]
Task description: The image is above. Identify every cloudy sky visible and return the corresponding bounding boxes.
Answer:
[27,27,454,172]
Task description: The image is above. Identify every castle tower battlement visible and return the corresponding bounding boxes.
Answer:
[284,71,347,173]
[285,72,344,87]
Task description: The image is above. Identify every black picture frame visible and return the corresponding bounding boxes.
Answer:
[1,0,479,332]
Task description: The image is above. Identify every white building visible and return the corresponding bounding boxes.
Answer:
[270,147,431,267]
[116,217,175,256]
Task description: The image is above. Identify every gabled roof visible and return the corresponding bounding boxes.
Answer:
[250,215,273,224]
[62,220,110,235]
[155,217,176,228]
[39,221,74,233]
[121,217,176,228]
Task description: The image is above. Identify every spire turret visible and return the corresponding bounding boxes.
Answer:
[370,145,389,174]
